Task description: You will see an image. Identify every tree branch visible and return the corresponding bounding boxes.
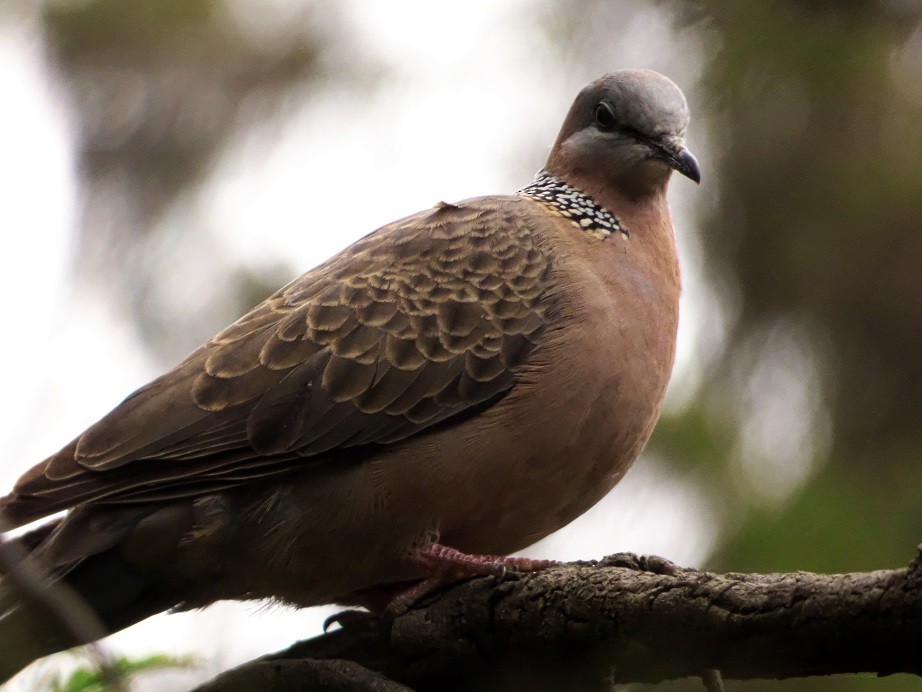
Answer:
[195,550,922,690]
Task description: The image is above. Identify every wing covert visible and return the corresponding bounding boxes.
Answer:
[10,198,556,518]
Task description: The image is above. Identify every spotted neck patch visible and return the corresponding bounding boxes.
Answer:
[518,170,627,240]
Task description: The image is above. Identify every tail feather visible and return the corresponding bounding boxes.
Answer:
[0,508,189,684]
[0,544,182,684]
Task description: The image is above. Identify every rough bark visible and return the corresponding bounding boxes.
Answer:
[194,551,922,690]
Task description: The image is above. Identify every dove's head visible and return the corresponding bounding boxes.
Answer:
[546,69,700,198]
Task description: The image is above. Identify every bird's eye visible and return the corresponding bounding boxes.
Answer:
[593,102,616,130]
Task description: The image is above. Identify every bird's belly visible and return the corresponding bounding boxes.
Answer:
[416,281,675,556]
[227,374,652,605]
[428,373,652,555]
[226,289,673,603]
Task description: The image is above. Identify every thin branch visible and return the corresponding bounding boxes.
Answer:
[196,658,414,691]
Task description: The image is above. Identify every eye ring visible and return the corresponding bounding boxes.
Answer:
[593,102,616,130]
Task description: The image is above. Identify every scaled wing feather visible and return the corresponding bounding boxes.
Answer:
[6,198,554,526]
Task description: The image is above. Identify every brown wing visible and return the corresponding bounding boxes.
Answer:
[3,197,555,527]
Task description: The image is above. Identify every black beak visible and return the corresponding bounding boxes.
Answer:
[665,146,701,184]
[649,140,701,184]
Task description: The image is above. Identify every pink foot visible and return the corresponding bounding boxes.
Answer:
[332,543,558,619]
[387,543,558,614]
[411,543,557,578]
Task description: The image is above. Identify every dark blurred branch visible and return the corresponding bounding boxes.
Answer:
[194,550,922,690]
[0,522,124,689]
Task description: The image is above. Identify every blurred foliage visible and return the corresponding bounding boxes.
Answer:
[670,0,922,572]
[49,653,196,691]
[19,0,922,689]
[42,0,343,360]
[48,0,213,55]
[647,2,922,689]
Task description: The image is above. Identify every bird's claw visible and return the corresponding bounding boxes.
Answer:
[322,608,376,632]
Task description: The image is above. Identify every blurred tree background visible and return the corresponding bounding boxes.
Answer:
[0,0,920,690]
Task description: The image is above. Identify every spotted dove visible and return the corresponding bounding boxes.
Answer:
[0,69,699,680]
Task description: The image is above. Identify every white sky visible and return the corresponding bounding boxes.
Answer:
[0,2,723,689]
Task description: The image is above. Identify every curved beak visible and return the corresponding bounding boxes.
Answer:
[650,140,701,184]
[670,147,701,184]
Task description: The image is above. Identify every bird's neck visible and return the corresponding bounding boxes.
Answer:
[517,170,626,241]
[525,168,679,295]
[521,168,674,238]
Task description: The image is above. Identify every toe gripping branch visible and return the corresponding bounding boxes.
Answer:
[389,543,558,615]
[327,542,558,628]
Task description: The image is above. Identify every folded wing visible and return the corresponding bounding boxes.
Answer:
[4,199,554,526]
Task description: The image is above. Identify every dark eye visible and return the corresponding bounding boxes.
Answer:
[593,102,616,130]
